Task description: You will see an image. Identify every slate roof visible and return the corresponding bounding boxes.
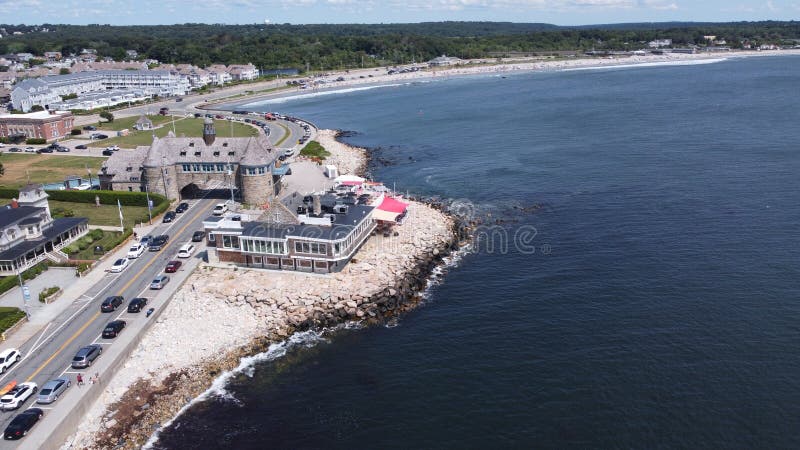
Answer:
[141,133,276,168]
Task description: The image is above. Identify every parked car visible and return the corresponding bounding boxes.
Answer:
[55,146,70,152]
[191,230,205,242]
[175,202,189,213]
[164,260,182,273]
[36,378,70,404]
[140,235,153,247]
[3,408,43,440]
[8,147,21,152]
[0,382,38,411]
[177,243,195,258]
[162,211,176,223]
[149,235,169,251]
[71,344,102,369]
[127,297,148,313]
[82,125,96,131]
[127,243,146,259]
[150,275,170,289]
[102,320,126,338]
[0,349,21,374]
[109,258,129,273]
[37,147,53,154]
[212,203,228,216]
[106,145,120,151]
[102,149,114,156]
[75,144,87,149]
[100,296,123,312]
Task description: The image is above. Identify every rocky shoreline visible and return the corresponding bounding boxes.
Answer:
[65,132,469,450]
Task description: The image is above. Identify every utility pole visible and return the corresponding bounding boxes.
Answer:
[145,183,153,224]
[18,272,30,321]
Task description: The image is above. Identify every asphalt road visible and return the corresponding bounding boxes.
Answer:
[0,195,220,447]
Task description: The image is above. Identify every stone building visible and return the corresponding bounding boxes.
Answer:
[99,119,283,206]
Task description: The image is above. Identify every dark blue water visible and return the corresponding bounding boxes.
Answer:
[153,57,800,448]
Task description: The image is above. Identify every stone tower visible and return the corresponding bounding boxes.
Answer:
[203,117,216,146]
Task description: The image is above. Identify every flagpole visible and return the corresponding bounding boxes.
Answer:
[118,199,124,231]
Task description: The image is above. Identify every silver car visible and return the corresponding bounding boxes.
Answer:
[71,344,102,369]
[149,275,170,290]
[36,378,70,404]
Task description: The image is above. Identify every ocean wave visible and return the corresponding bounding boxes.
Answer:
[561,58,727,72]
[243,83,406,106]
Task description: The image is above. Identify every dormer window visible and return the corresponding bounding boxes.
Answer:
[213,151,219,156]
[126,166,132,172]
[194,151,201,156]
[223,142,228,147]
[179,151,186,156]
[228,151,235,156]
[189,142,195,147]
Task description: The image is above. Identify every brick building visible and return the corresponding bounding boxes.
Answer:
[0,110,75,142]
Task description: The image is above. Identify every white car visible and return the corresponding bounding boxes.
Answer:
[177,243,195,258]
[283,148,296,157]
[127,243,146,259]
[0,382,38,411]
[212,203,228,216]
[109,258,129,273]
[0,348,21,374]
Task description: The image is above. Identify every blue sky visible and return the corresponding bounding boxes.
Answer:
[1,0,797,26]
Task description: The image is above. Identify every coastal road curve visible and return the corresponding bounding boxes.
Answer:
[0,195,219,449]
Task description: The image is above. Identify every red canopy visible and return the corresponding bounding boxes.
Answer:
[341,181,363,186]
[377,196,408,213]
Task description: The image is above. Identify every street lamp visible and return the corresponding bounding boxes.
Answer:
[17,271,30,321]
[145,183,153,224]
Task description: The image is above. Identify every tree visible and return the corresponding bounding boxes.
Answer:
[59,68,70,75]
[0,163,4,178]
[99,111,114,123]
[30,105,45,112]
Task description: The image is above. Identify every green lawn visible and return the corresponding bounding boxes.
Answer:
[88,118,259,149]
[0,307,26,333]
[70,230,130,261]
[95,114,174,132]
[0,153,106,189]
[0,196,152,229]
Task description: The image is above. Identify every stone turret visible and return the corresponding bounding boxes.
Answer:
[203,117,216,146]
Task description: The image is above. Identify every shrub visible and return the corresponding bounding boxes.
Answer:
[39,286,59,303]
[90,229,104,240]
[71,128,82,135]
[64,245,79,254]
[299,141,331,159]
[51,206,75,218]
[0,308,26,333]
[0,188,20,198]
[45,189,167,207]
[77,240,89,251]
[26,138,46,145]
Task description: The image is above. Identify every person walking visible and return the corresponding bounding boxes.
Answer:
[77,373,84,386]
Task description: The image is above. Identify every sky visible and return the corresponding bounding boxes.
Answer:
[0,0,798,26]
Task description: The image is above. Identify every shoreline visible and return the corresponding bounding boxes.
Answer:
[204,49,800,111]
[65,132,470,450]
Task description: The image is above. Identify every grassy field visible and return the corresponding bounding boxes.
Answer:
[88,118,259,149]
[70,230,129,261]
[0,153,106,189]
[95,114,174,132]
[0,195,153,229]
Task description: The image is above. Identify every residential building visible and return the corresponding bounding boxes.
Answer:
[227,64,259,81]
[648,39,673,48]
[44,51,62,62]
[126,50,139,59]
[428,55,463,67]
[0,110,75,141]
[0,185,89,276]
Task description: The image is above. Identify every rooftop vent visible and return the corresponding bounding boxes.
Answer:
[213,151,220,156]
[223,142,229,147]
[194,151,201,156]
[189,142,194,147]
[228,151,235,156]
[179,151,186,156]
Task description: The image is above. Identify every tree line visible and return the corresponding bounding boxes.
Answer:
[1,21,798,72]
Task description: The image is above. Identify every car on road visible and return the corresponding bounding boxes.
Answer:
[83,125,96,131]
[101,149,114,156]
[36,378,70,404]
[3,408,43,440]
[109,258,129,273]
[175,202,189,213]
[102,320,127,338]
[140,235,153,247]
[0,349,21,374]
[37,147,53,153]
[212,203,228,215]
[0,382,38,411]
[8,147,21,152]
[75,144,88,149]
[283,148,295,157]
[150,275,170,289]
[191,230,205,242]
[24,147,36,153]
[177,243,195,258]
[127,243,146,259]
[106,144,120,151]
[100,295,124,312]
[164,260,182,273]
[149,235,169,251]
[163,211,176,223]
[71,344,102,368]
[127,297,148,313]
[55,146,70,152]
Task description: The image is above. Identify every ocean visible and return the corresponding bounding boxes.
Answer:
[150,56,800,448]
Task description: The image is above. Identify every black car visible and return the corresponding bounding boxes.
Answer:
[100,296,123,312]
[193,113,202,118]
[37,148,53,153]
[175,202,189,213]
[102,320,126,338]
[127,297,148,313]
[191,230,205,242]
[102,149,114,156]
[148,235,169,251]
[56,146,70,152]
[8,147,21,152]
[162,211,176,223]
[82,125,96,131]
[140,235,153,247]
[75,144,88,149]
[3,408,43,440]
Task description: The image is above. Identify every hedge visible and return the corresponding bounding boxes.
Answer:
[0,188,20,199]
[0,262,49,297]
[26,138,46,145]
[45,190,167,207]
[39,286,59,303]
[0,307,27,333]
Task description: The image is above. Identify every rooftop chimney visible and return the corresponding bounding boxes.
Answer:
[202,117,216,146]
[312,195,322,216]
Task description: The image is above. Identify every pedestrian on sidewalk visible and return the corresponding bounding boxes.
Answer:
[77,373,84,386]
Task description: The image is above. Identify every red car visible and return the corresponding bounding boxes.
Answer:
[165,260,182,273]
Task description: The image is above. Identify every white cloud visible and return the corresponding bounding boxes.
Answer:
[766,0,778,11]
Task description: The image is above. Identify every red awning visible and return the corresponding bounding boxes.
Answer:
[341,181,363,186]
[377,196,408,214]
